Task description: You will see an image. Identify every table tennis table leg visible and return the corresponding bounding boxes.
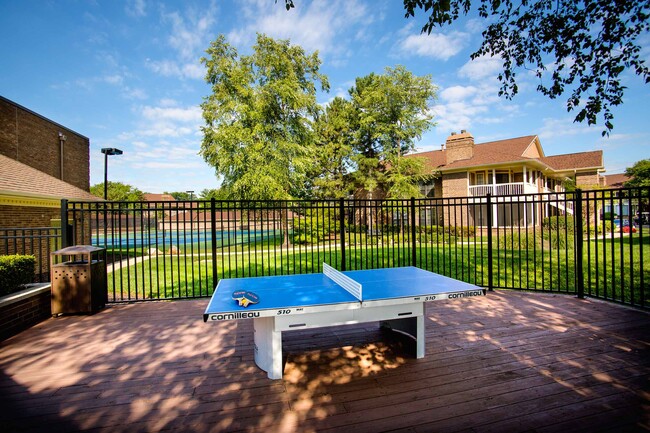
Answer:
[380,314,425,358]
[253,317,283,380]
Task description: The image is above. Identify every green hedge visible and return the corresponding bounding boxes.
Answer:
[417,225,475,238]
[0,255,36,296]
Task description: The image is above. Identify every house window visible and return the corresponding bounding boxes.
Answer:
[419,181,436,197]
[513,172,523,183]
[470,171,487,186]
[495,171,510,184]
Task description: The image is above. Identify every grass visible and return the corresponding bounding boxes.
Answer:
[106,233,649,308]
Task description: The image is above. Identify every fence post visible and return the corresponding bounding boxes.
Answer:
[211,198,218,288]
[575,189,584,299]
[486,194,493,291]
[411,197,417,267]
[60,199,69,248]
[339,198,346,271]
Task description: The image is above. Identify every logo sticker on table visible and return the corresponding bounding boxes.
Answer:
[232,290,260,308]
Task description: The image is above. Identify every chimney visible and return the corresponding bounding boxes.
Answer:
[445,130,474,164]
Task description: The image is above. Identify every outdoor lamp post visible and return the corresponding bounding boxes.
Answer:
[187,190,194,201]
[101,147,123,200]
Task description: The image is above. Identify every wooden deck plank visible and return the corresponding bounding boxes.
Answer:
[0,291,648,433]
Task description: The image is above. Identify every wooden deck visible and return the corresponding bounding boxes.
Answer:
[0,291,648,432]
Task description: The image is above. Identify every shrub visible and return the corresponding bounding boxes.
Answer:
[497,232,537,250]
[542,216,575,233]
[0,255,36,296]
[292,208,340,244]
[416,225,475,239]
[545,231,575,249]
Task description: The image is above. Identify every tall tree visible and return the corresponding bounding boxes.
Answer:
[90,182,144,202]
[309,96,356,198]
[624,159,650,187]
[200,33,329,201]
[401,0,650,136]
[199,188,229,200]
[348,66,437,199]
[311,66,436,199]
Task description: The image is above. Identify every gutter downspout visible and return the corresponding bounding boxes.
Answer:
[58,132,66,181]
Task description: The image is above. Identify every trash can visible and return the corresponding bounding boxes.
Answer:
[50,245,107,315]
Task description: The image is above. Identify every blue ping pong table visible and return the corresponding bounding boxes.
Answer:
[203,264,485,379]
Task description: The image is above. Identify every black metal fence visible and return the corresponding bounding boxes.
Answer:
[62,187,649,309]
[0,226,63,282]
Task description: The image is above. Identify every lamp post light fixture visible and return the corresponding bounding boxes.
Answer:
[101,147,123,200]
[186,190,194,201]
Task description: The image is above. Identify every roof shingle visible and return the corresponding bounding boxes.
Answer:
[0,155,99,201]
[408,135,603,174]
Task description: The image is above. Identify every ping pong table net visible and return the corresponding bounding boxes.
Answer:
[322,263,363,301]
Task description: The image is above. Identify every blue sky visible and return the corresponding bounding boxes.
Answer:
[1,0,649,194]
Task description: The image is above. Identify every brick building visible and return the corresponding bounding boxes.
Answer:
[0,96,99,279]
[407,130,605,227]
[1,95,91,191]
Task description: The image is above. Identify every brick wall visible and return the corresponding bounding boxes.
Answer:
[0,205,60,228]
[441,172,468,198]
[0,96,90,191]
[444,131,474,165]
[441,172,471,225]
[575,171,602,189]
[0,285,51,342]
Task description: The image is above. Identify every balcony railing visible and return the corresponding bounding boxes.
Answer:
[469,182,538,197]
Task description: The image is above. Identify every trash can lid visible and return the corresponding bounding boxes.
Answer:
[52,245,105,255]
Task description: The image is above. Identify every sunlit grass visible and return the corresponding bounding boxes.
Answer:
[106,233,649,308]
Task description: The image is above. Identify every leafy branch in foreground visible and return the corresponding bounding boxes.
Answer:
[402,0,650,136]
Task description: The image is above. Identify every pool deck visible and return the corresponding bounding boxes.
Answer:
[0,290,648,432]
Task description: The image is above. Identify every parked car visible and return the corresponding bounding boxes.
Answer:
[612,219,637,233]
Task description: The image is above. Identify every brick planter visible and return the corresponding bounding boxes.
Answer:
[0,284,51,342]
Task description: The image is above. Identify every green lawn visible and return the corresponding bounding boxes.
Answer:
[106,233,649,308]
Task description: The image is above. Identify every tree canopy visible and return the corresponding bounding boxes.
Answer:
[624,159,650,187]
[90,182,144,202]
[312,66,437,199]
[284,0,650,136]
[200,33,329,201]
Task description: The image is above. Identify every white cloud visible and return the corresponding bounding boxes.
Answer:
[458,55,503,81]
[227,0,371,62]
[125,0,146,18]
[141,105,202,123]
[440,85,478,102]
[164,9,216,61]
[399,31,469,61]
[146,4,217,79]
[432,81,520,132]
[122,87,148,100]
[538,117,595,140]
[103,74,123,85]
[146,59,204,80]
[132,161,203,169]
